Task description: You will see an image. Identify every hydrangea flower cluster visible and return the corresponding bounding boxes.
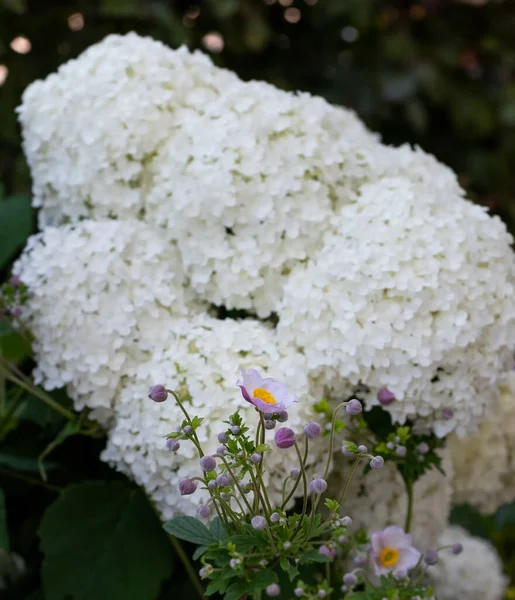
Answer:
[12,32,515,531]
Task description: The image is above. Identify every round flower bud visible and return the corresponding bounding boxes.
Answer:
[263,412,274,420]
[265,420,276,430]
[277,411,289,422]
[229,558,240,569]
[275,427,296,449]
[166,438,180,452]
[8,275,21,287]
[179,478,197,496]
[377,387,396,406]
[294,588,303,598]
[196,504,211,519]
[250,453,262,463]
[304,422,322,439]
[319,545,336,559]
[386,441,395,450]
[12,306,22,317]
[199,567,209,579]
[357,445,367,453]
[353,554,367,567]
[200,455,217,472]
[394,570,407,580]
[417,442,430,454]
[231,425,241,435]
[283,541,291,550]
[183,425,193,435]
[216,445,226,455]
[338,535,347,544]
[221,492,231,502]
[216,473,232,487]
[396,445,407,457]
[251,515,267,530]
[370,456,384,469]
[290,468,300,480]
[452,543,463,555]
[441,407,454,420]
[309,478,328,495]
[317,591,327,598]
[148,385,168,403]
[342,516,352,527]
[342,446,355,456]
[270,512,280,523]
[217,432,229,444]
[207,480,217,489]
[266,583,280,598]
[343,573,357,587]
[346,399,362,416]
[423,549,439,565]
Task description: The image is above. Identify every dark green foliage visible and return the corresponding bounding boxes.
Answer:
[39,481,174,600]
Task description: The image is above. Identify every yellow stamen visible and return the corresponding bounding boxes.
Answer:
[253,387,277,405]
[379,547,399,567]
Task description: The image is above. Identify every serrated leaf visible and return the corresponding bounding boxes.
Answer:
[0,195,32,269]
[224,580,248,600]
[205,577,229,596]
[0,489,9,551]
[209,516,228,540]
[39,481,174,600]
[280,557,298,582]
[163,515,216,545]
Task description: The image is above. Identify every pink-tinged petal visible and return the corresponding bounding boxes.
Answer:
[251,397,286,413]
[396,547,421,573]
[238,385,252,402]
[382,526,410,549]
[282,393,299,409]
[265,381,289,403]
[370,531,385,553]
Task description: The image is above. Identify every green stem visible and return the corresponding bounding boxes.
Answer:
[168,535,206,600]
[166,389,204,458]
[254,467,273,515]
[292,441,309,540]
[404,479,414,533]
[216,454,254,514]
[281,438,308,510]
[323,402,347,480]
[0,465,62,492]
[0,362,75,420]
[0,385,23,437]
[337,458,362,506]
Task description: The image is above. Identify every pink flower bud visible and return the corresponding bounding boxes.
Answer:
[275,427,296,449]
[148,385,168,403]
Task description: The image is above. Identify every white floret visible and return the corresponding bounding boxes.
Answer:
[428,525,507,600]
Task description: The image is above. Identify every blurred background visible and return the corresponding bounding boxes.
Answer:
[1,0,515,231]
[1,0,515,598]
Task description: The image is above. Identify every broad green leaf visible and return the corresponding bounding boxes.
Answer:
[0,195,32,269]
[192,545,207,560]
[246,569,278,595]
[0,489,9,550]
[209,516,227,540]
[0,331,31,362]
[280,557,298,582]
[299,549,332,564]
[205,577,229,596]
[0,452,57,473]
[40,481,174,600]
[224,580,248,600]
[163,515,216,545]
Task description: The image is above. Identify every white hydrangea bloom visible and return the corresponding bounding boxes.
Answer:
[101,317,325,519]
[448,371,515,513]
[330,449,453,549]
[13,219,198,419]
[279,173,515,436]
[14,33,515,521]
[428,525,507,600]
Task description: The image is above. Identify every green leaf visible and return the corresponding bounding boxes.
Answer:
[299,549,332,564]
[0,331,31,362]
[224,580,249,600]
[0,195,32,269]
[209,516,228,540]
[205,577,229,596]
[0,489,9,551]
[280,557,298,582]
[0,452,57,472]
[39,481,174,600]
[163,516,216,545]
[247,569,278,595]
[192,545,208,560]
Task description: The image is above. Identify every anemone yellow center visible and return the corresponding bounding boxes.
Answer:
[379,547,399,567]
[253,387,277,405]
